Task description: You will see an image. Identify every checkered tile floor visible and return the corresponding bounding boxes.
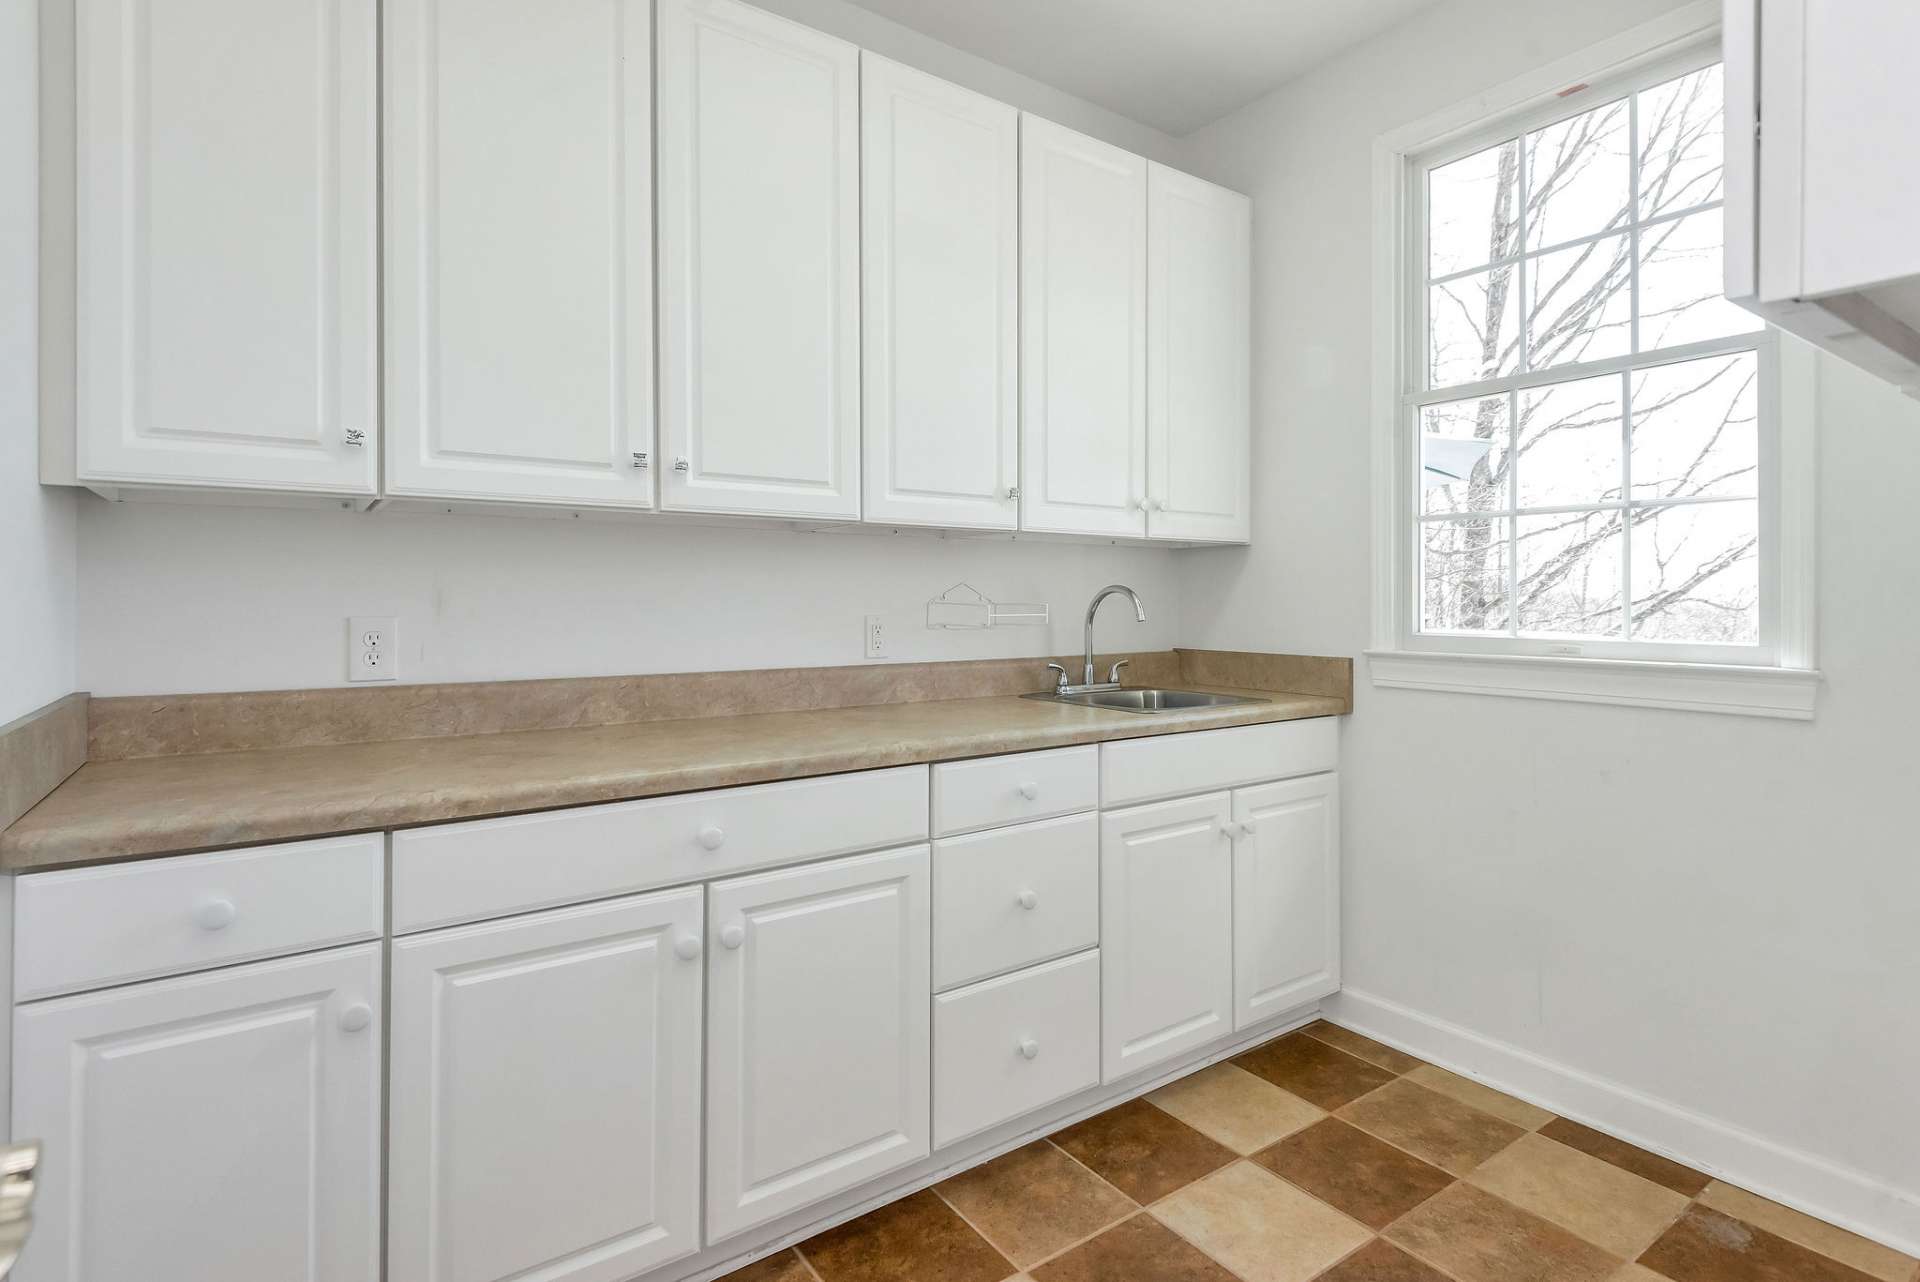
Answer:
[721,1022,1918,1282]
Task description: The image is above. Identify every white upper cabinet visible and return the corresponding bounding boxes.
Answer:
[1231,774,1339,1029]
[1019,115,1149,538]
[1147,165,1252,543]
[383,0,655,508]
[861,55,1019,529]
[656,0,862,519]
[69,0,377,494]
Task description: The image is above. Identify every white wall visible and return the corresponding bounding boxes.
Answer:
[1177,0,1920,1250]
[1,0,77,724]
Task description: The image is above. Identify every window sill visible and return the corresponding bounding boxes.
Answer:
[1365,649,1820,719]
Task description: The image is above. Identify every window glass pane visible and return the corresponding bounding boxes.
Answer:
[1429,139,1520,278]
[1430,267,1521,387]
[1629,501,1759,643]
[1638,208,1762,350]
[1516,373,1623,509]
[1527,235,1632,370]
[1517,511,1624,636]
[1524,98,1631,250]
[1638,65,1725,220]
[1422,517,1510,633]
[1630,352,1759,499]
[1421,395,1510,515]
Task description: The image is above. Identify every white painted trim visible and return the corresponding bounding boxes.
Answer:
[1365,648,1818,718]
[1325,988,1920,1259]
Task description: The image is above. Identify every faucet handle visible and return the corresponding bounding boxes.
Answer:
[1045,663,1070,693]
[1107,659,1130,685]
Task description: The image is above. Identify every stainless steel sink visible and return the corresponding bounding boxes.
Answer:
[1023,688,1269,713]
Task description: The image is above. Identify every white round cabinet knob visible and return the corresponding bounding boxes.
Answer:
[194,898,237,931]
[1017,1038,1040,1060]
[1240,821,1258,837]
[339,1003,373,1033]
[1018,782,1040,801]
[720,923,746,950]
[1017,889,1039,911]
[697,825,726,851]
[674,935,703,961]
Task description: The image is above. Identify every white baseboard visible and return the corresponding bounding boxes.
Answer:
[1325,988,1920,1259]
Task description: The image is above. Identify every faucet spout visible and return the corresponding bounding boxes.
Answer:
[1083,584,1146,688]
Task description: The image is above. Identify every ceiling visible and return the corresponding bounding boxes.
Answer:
[843,0,1442,136]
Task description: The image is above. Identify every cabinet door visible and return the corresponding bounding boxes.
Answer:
[1232,774,1340,1029]
[388,889,704,1282]
[1147,165,1251,544]
[657,0,861,519]
[1099,793,1233,1082]
[383,0,655,508]
[73,0,376,494]
[1019,115,1148,537]
[861,54,1018,530]
[706,845,930,1240]
[12,945,382,1282]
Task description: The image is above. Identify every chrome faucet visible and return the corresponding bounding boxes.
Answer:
[1052,584,1144,694]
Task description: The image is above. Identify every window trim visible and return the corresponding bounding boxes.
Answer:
[1367,0,1819,718]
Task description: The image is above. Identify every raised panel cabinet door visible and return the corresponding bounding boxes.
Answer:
[1232,774,1340,1029]
[706,845,931,1240]
[384,0,655,508]
[861,53,1018,530]
[11,945,383,1282]
[657,0,861,519]
[388,889,704,1282]
[1099,793,1233,1082]
[1019,115,1148,538]
[73,0,377,494]
[1147,164,1251,543]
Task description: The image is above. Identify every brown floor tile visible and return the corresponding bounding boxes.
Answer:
[1302,1021,1426,1074]
[1537,1118,1711,1197]
[936,1141,1135,1268]
[1338,1078,1526,1176]
[1147,1061,1325,1154]
[1695,1182,1919,1282]
[1031,1213,1238,1282]
[1402,1064,1554,1130]
[1051,1098,1234,1204]
[1385,1183,1622,1282]
[1638,1204,1888,1282]
[1467,1132,1688,1258]
[720,1249,816,1282]
[1233,1032,1397,1111]
[800,1188,1014,1282]
[1152,1161,1371,1282]
[1311,1238,1454,1282]
[1252,1118,1454,1230]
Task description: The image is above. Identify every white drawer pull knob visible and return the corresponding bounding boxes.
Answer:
[1017,1038,1040,1060]
[194,898,237,931]
[339,1003,372,1033]
[1016,889,1039,911]
[697,825,726,851]
[1018,782,1040,801]
[673,935,703,961]
[1239,821,1258,837]
[720,923,746,950]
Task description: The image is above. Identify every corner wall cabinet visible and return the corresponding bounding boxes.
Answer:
[5,720,1338,1282]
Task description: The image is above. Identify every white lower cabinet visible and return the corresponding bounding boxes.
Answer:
[933,948,1100,1147]
[705,845,932,1241]
[1233,774,1341,1029]
[387,889,705,1282]
[12,944,383,1282]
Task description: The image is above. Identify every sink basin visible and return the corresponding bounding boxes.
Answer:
[1023,688,1269,714]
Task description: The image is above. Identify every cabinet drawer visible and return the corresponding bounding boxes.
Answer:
[1101,720,1336,806]
[932,745,1097,836]
[933,949,1100,1148]
[13,834,384,1001]
[392,765,928,933]
[933,813,1098,990]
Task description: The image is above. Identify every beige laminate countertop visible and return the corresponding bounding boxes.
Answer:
[0,686,1344,871]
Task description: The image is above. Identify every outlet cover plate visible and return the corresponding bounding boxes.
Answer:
[349,616,397,682]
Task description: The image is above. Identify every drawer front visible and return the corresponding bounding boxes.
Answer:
[13,834,384,1001]
[1101,720,1336,806]
[932,745,1097,836]
[392,765,928,933]
[933,812,1098,990]
[933,949,1100,1148]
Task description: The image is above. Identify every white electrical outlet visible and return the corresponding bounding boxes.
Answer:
[349,616,398,682]
[863,613,888,659]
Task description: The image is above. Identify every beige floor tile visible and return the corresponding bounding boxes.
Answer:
[1404,1064,1554,1130]
[1385,1183,1621,1282]
[1467,1132,1688,1258]
[1609,1267,1667,1282]
[1696,1182,1919,1282]
[1147,1062,1324,1154]
[1151,1160,1371,1282]
[936,1142,1135,1268]
[1302,1021,1426,1074]
[1338,1078,1526,1176]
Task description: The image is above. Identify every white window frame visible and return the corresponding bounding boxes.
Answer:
[1367,1,1819,719]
